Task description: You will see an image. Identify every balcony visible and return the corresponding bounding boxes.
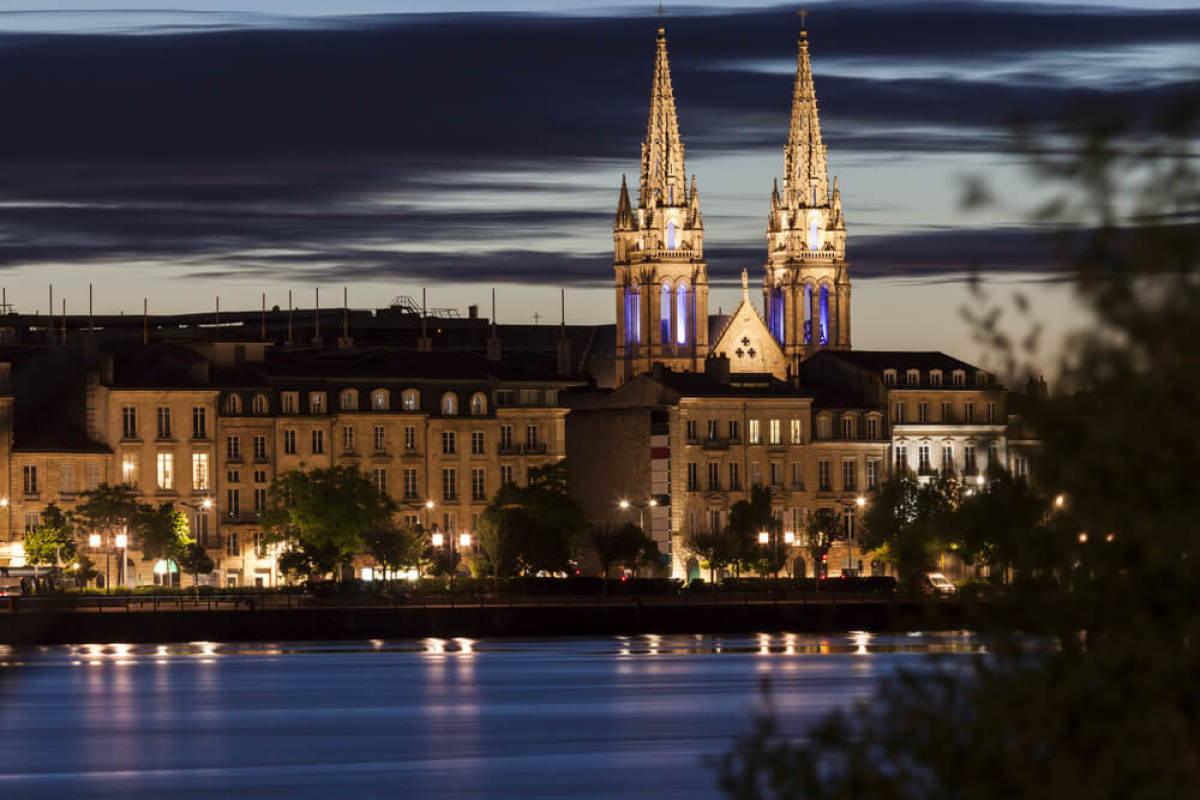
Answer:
[523,443,548,455]
[498,444,520,455]
[701,437,730,450]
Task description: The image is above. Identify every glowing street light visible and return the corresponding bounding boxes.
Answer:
[431,532,444,548]
[200,498,213,510]
[459,533,472,549]
[783,531,795,545]
[1078,532,1088,544]
[758,531,769,545]
[1055,494,1066,508]
[89,534,101,548]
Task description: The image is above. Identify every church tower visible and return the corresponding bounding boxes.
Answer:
[763,25,849,369]
[614,24,709,385]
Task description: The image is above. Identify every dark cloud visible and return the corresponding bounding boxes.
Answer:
[0,2,1195,283]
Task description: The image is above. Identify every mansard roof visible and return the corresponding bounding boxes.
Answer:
[814,350,983,374]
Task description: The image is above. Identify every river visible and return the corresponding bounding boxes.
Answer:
[0,632,981,798]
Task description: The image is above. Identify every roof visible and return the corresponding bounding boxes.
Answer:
[812,350,984,374]
[653,368,812,399]
[258,347,578,385]
[14,422,111,454]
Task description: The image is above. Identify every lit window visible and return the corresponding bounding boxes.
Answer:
[441,393,458,415]
[156,452,174,490]
[402,389,419,411]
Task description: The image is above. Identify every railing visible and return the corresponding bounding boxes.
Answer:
[701,437,730,450]
[523,443,548,455]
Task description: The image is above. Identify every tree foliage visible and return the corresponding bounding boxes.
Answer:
[476,461,587,576]
[589,522,656,580]
[717,96,1200,798]
[262,465,397,580]
[803,507,841,576]
[727,484,779,574]
[684,528,740,584]
[24,503,76,567]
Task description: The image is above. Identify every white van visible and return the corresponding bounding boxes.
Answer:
[923,572,957,597]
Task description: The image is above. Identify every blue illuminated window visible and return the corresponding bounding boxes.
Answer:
[675,284,688,345]
[666,221,676,251]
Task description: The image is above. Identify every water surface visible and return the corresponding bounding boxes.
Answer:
[0,633,981,798]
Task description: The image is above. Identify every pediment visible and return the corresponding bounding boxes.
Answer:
[709,298,787,380]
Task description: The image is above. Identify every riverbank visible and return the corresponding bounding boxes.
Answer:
[0,599,969,644]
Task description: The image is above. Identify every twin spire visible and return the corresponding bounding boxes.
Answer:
[782,28,830,209]
[639,25,689,209]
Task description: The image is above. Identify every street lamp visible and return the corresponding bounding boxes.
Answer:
[841,496,866,577]
[618,497,658,576]
[115,532,128,588]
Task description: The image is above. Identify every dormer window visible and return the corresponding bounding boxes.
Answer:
[251,393,268,414]
[224,394,242,415]
[930,370,943,386]
[952,370,966,386]
[975,371,989,385]
[401,389,419,411]
[371,389,389,411]
[470,392,487,416]
[309,392,325,414]
[440,392,458,416]
[906,369,920,386]
[883,369,897,386]
[340,390,358,411]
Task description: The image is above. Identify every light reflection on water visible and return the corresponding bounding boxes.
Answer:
[0,632,1007,799]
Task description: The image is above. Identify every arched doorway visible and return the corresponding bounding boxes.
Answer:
[792,557,807,579]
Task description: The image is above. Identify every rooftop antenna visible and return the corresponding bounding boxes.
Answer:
[88,284,93,331]
[143,298,148,345]
[216,296,220,326]
[421,287,427,339]
[48,284,53,343]
[61,298,66,346]
[560,288,566,330]
[491,288,497,334]
[342,286,349,339]
[314,287,320,343]
[261,293,267,339]
[287,289,294,344]
[798,7,808,34]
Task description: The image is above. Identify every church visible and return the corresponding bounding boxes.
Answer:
[567,22,1024,580]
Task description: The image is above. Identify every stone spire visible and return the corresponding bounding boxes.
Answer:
[615,174,634,230]
[782,27,829,209]
[638,25,687,209]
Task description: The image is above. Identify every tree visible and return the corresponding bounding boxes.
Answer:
[133,503,191,587]
[684,528,740,585]
[859,474,960,586]
[24,503,77,570]
[954,472,1048,581]
[589,522,657,586]
[177,542,214,589]
[262,465,397,581]
[363,520,423,579]
[73,483,141,587]
[717,96,1200,798]
[477,461,587,576]
[727,485,778,576]
[803,508,840,578]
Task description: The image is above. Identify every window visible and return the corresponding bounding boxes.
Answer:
[1014,455,1029,479]
[518,389,539,406]
[751,462,762,487]
[192,407,207,439]
[964,445,977,475]
[442,468,457,501]
[729,420,740,441]
[122,454,138,485]
[704,462,718,491]
[340,390,357,411]
[687,462,699,491]
[470,393,487,415]
[866,417,879,439]
[817,416,832,439]
[157,407,172,439]
[374,425,386,452]
[86,463,102,490]
[402,389,419,411]
[22,465,38,495]
[942,445,955,472]
[441,393,458,415]
[917,402,929,423]
[253,435,268,460]
[471,469,486,501]
[817,460,832,492]
[225,394,242,415]
[311,430,324,454]
[23,512,39,533]
[283,430,296,455]
[442,512,457,534]
[842,460,857,492]
[252,394,268,414]
[471,432,485,455]
[500,465,514,486]
[749,419,761,445]
[442,431,456,454]
[526,425,540,450]
[790,419,802,444]
[952,370,965,386]
[986,401,998,424]
[253,531,265,558]
[373,468,388,496]
[226,435,241,460]
[225,532,239,557]
[122,406,138,438]
[918,445,931,474]
[253,469,267,483]
[893,402,905,424]
[769,461,781,488]
[768,419,781,445]
[372,390,389,410]
[988,443,1000,469]
[941,402,953,423]
[906,369,920,386]
[895,446,908,473]
[227,489,240,518]
[403,469,418,499]
[709,510,721,534]
[500,425,513,451]
[686,420,697,441]
[707,419,719,440]
[930,370,943,386]
[227,469,240,484]
[281,393,298,414]
[309,393,325,414]
[791,462,803,489]
[965,402,976,424]
[866,460,880,490]
[496,389,515,406]
[883,370,897,386]
[193,511,210,548]
[404,426,416,452]
[156,452,174,490]
[342,426,355,453]
[841,417,854,439]
[253,487,267,512]
[729,462,741,491]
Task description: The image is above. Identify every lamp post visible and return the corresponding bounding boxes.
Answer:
[841,496,866,577]
[89,533,107,590]
[618,497,658,576]
[115,532,128,588]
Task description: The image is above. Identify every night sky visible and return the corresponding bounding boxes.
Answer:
[1,1,1196,374]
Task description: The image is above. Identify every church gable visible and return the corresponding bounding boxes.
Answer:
[710,277,787,379]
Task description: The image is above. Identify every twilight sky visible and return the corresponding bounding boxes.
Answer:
[0,1,1196,376]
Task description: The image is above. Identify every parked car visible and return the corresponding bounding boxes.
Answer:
[923,572,957,597]
[0,577,25,597]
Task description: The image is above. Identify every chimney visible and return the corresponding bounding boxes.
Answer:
[485,288,501,361]
[417,287,433,352]
[705,354,731,384]
[555,289,571,375]
[468,304,479,320]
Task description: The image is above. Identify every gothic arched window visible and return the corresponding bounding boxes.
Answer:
[224,394,242,415]
[675,282,689,345]
[440,392,458,416]
[469,392,487,416]
[808,218,820,251]
[666,220,676,251]
[819,285,830,345]
[660,282,672,344]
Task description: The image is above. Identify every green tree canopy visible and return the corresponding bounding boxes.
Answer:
[262,465,398,580]
[24,504,76,568]
[684,528,740,585]
[477,461,586,576]
[589,522,656,580]
[727,485,778,574]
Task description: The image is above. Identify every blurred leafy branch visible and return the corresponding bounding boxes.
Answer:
[717,94,1200,799]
